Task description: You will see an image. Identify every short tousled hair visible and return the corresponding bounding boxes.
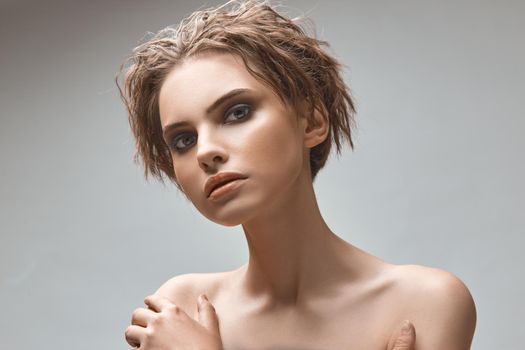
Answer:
[116,0,357,189]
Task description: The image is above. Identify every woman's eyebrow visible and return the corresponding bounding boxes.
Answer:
[205,87,253,115]
[162,87,253,139]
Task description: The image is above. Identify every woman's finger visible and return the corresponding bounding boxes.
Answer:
[197,294,220,337]
[388,320,416,350]
[144,294,174,312]
[131,307,157,327]
[124,324,145,348]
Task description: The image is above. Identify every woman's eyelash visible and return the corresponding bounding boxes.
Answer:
[170,132,196,153]
[224,103,252,123]
[169,103,253,153]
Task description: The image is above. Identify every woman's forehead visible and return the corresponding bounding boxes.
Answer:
[158,52,281,123]
[164,52,256,90]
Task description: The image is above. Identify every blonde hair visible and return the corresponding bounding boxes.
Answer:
[116,0,357,189]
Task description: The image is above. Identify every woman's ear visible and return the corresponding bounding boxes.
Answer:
[303,106,329,149]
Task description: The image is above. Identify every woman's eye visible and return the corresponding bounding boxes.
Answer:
[224,104,251,123]
[171,132,196,152]
[168,104,251,153]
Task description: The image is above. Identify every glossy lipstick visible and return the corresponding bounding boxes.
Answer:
[204,172,247,200]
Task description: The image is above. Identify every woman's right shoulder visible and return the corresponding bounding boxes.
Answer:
[154,273,197,298]
[152,271,230,315]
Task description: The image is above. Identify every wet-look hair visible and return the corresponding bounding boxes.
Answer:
[116,0,357,189]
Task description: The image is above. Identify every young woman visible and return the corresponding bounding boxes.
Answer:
[116,1,476,349]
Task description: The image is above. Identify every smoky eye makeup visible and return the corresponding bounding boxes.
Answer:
[169,131,197,152]
[223,103,253,123]
[166,97,257,154]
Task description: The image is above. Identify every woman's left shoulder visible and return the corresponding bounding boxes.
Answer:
[386,263,477,349]
[390,263,472,295]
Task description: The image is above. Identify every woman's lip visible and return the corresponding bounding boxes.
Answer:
[208,178,246,201]
[204,172,248,197]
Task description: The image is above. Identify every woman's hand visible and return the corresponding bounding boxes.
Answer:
[125,293,222,350]
[124,294,414,350]
[387,320,416,350]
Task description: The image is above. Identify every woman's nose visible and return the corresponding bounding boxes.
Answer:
[195,130,228,172]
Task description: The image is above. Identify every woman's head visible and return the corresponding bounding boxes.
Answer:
[116,0,357,186]
[157,51,329,225]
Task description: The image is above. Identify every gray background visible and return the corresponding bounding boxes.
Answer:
[1,0,523,349]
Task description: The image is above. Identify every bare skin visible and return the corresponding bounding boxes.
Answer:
[127,288,416,350]
[126,52,476,349]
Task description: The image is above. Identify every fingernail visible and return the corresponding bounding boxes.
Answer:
[199,294,208,304]
[401,320,412,335]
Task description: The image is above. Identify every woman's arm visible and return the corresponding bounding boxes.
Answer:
[125,274,223,349]
[403,267,477,349]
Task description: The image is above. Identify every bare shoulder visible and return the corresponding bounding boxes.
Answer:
[392,264,476,308]
[390,264,477,349]
[153,271,228,316]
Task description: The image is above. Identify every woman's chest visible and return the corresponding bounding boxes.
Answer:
[214,300,394,350]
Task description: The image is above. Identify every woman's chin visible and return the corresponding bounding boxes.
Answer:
[203,212,247,227]
[199,200,258,227]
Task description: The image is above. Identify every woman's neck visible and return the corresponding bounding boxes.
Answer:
[238,170,360,310]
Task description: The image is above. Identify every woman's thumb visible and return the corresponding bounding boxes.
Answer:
[389,320,416,350]
[197,294,220,335]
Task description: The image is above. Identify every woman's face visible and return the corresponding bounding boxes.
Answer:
[158,52,311,226]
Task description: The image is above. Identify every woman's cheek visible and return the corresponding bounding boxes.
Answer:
[249,118,303,180]
[174,162,200,200]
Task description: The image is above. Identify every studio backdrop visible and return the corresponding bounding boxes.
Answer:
[0,0,523,349]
